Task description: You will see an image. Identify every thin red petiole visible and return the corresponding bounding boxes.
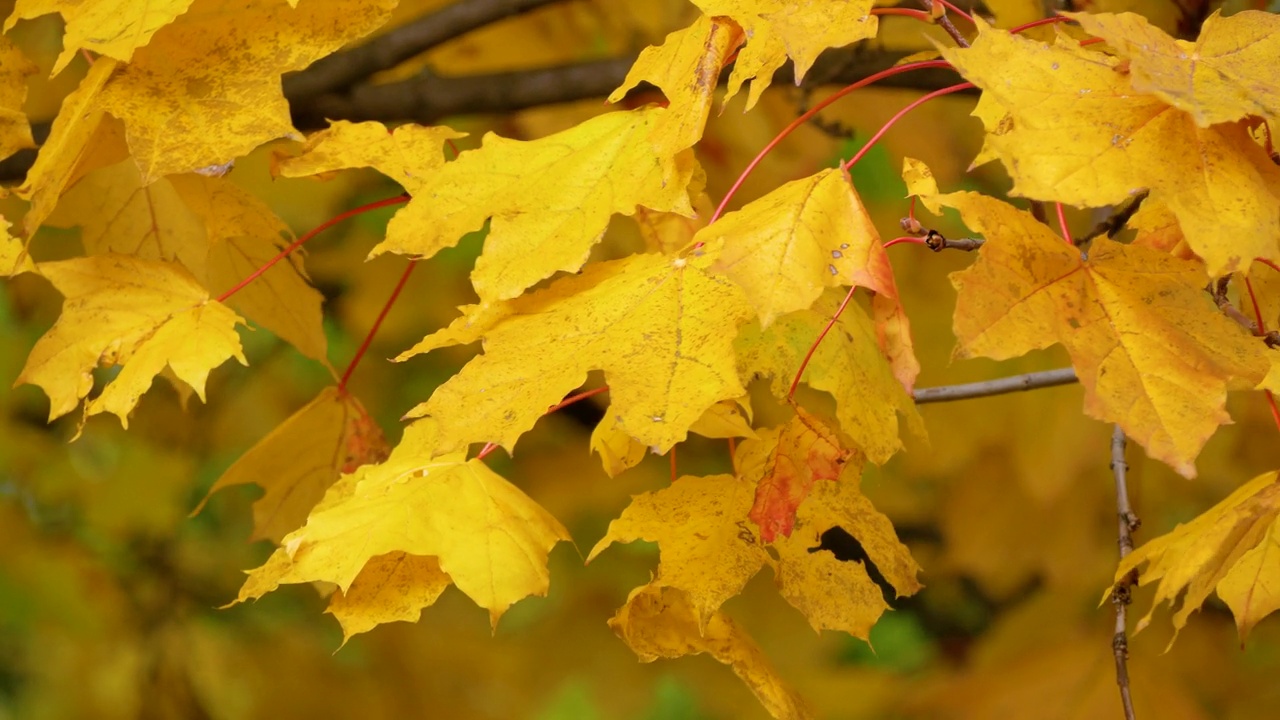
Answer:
[1256,257,1280,274]
[339,260,416,392]
[789,284,860,399]
[216,194,410,303]
[475,386,611,461]
[936,0,974,23]
[1008,16,1070,34]
[871,7,931,20]
[841,82,974,171]
[709,60,954,224]
[884,236,927,249]
[1056,203,1074,246]
[1242,276,1280,435]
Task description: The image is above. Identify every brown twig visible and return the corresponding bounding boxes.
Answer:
[1208,277,1280,347]
[912,367,1078,403]
[922,0,972,47]
[1109,425,1140,720]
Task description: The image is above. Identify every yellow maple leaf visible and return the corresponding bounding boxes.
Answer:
[399,249,754,455]
[1071,10,1280,130]
[192,386,389,543]
[0,218,35,277]
[735,289,922,464]
[589,398,752,477]
[372,107,699,302]
[17,255,247,426]
[698,168,893,328]
[944,21,1280,275]
[274,119,465,193]
[236,420,571,628]
[6,0,195,74]
[607,14,743,154]
[326,552,452,643]
[1112,471,1280,645]
[748,407,854,542]
[692,0,878,110]
[609,583,815,720]
[906,158,1270,477]
[587,473,771,626]
[0,36,35,162]
[48,159,329,362]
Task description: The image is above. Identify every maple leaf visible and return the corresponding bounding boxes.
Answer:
[398,249,754,455]
[697,167,894,328]
[192,386,389,543]
[0,36,35,162]
[371,107,699,302]
[944,20,1280,275]
[274,119,466,193]
[735,289,922,464]
[6,0,195,74]
[1112,471,1280,645]
[1070,11,1280,130]
[237,420,571,629]
[607,14,743,155]
[608,583,815,720]
[692,0,878,110]
[325,552,452,642]
[17,255,247,427]
[0,218,35,277]
[49,159,328,362]
[905,158,1270,477]
[748,407,854,542]
[19,0,396,204]
[589,398,753,478]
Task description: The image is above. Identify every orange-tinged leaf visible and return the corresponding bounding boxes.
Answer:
[945,21,1280,275]
[17,255,247,426]
[1113,471,1280,644]
[735,290,922,464]
[193,386,389,543]
[274,119,466,192]
[692,0,878,110]
[401,250,754,455]
[699,168,892,327]
[374,107,699,302]
[237,421,570,628]
[6,0,196,74]
[907,160,1268,476]
[608,14,742,154]
[609,583,815,720]
[1071,10,1280,129]
[748,407,852,542]
[0,36,35,162]
[326,552,452,643]
[871,291,920,394]
[587,474,770,626]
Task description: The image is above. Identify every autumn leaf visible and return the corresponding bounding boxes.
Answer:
[0,35,35,162]
[6,0,195,74]
[237,420,571,628]
[0,219,34,277]
[274,119,466,193]
[1070,10,1280,129]
[326,552,452,643]
[609,583,815,720]
[1113,471,1280,644]
[590,398,752,478]
[17,255,247,427]
[607,14,743,155]
[944,20,1280,275]
[192,386,389,543]
[398,249,754,455]
[697,167,893,328]
[372,107,699,302]
[748,407,853,542]
[906,158,1269,477]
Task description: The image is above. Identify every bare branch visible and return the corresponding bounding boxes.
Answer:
[1109,425,1140,720]
[912,368,1078,404]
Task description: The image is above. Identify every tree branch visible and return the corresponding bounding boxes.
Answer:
[912,368,1078,404]
[1109,425,1140,720]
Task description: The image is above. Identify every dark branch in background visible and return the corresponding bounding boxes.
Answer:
[1109,425,1140,720]
[912,367,1078,404]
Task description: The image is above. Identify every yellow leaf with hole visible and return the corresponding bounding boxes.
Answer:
[275,119,466,193]
[193,387,389,543]
[1113,471,1280,645]
[375,107,699,302]
[608,14,742,154]
[609,583,815,720]
[1071,10,1280,129]
[698,168,893,327]
[906,160,1270,476]
[6,0,195,74]
[945,21,1280,275]
[17,255,247,426]
[236,421,570,628]
[401,250,754,455]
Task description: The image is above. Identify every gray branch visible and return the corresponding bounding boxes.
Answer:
[912,368,1078,404]
[1109,425,1140,720]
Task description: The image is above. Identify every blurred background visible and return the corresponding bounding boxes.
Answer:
[2,0,1279,717]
